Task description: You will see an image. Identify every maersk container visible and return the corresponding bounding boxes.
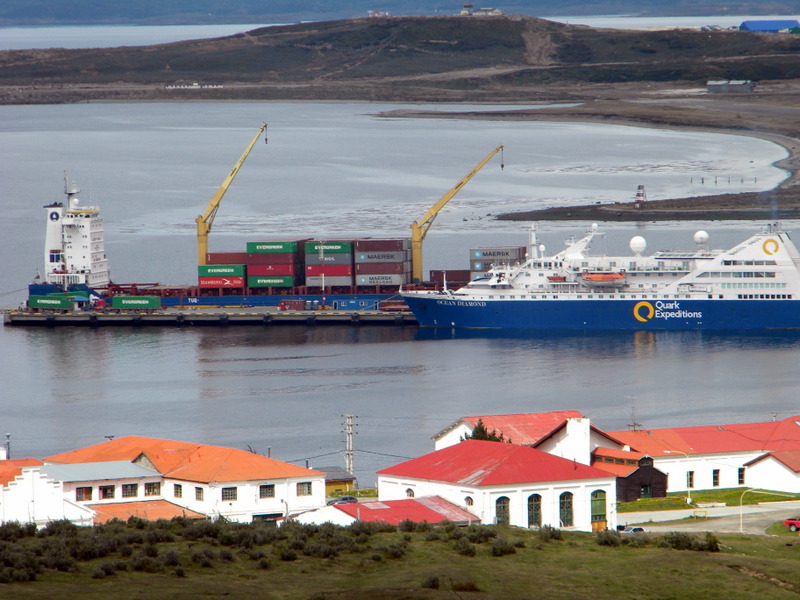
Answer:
[248,264,297,276]
[471,246,527,260]
[110,296,161,309]
[198,276,245,288]
[354,239,410,251]
[356,274,409,286]
[304,241,353,254]
[28,295,73,310]
[355,250,408,263]
[305,252,353,266]
[198,264,246,277]
[206,252,249,264]
[355,262,407,275]
[305,264,353,277]
[247,240,306,254]
[247,276,295,288]
[305,275,353,287]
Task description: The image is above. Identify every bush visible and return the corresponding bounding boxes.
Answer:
[452,580,480,592]
[38,520,78,538]
[490,538,516,556]
[596,529,622,547]
[129,552,162,573]
[258,557,271,570]
[162,549,181,566]
[453,537,476,557]
[279,549,298,562]
[466,526,497,544]
[0,522,36,542]
[538,525,562,541]
[175,566,186,577]
[658,532,699,551]
[421,575,440,589]
[398,519,416,533]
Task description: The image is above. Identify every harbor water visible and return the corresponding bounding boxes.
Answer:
[1,101,797,485]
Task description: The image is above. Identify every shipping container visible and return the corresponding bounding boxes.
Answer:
[247,264,298,276]
[469,261,492,273]
[305,276,353,287]
[354,239,410,252]
[355,262,408,275]
[110,296,161,309]
[304,241,353,254]
[305,264,353,277]
[198,264,246,277]
[206,252,249,264]
[355,274,409,286]
[198,276,245,288]
[278,300,307,311]
[305,253,354,266]
[247,276,296,288]
[470,246,527,260]
[28,295,73,310]
[471,271,490,281]
[247,240,305,254]
[355,250,408,263]
[429,270,471,284]
[245,252,302,265]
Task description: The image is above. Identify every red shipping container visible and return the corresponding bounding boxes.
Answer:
[430,270,471,284]
[248,264,298,276]
[198,276,245,288]
[206,252,249,264]
[355,262,407,275]
[305,264,353,277]
[244,252,302,265]
[354,239,409,251]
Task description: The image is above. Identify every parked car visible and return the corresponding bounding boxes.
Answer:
[619,526,646,534]
[783,517,800,531]
[327,495,358,505]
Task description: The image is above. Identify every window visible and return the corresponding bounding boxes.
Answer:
[99,485,115,499]
[122,484,138,498]
[640,484,653,499]
[195,487,204,501]
[687,471,695,489]
[75,487,92,501]
[559,492,574,527]
[738,467,746,485]
[174,484,182,498]
[297,482,312,496]
[222,487,238,501]
[496,496,510,525]
[259,484,275,499]
[591,490,607,522]
[527,494,542,528]
[712,469,720,487]
[464,496,474,506]
[144,482,161,496]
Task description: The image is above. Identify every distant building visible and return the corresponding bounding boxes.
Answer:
[707,80,755,94]
[739,20,800,33]
[591,450,667,502]
[316,465,357,497]
[295,496,478,526]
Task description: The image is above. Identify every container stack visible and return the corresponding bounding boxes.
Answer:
[198,264,246,289]
[245,240,306,289]
[469,245,527,280]
[354,239,412,288]
[305,241,354,288]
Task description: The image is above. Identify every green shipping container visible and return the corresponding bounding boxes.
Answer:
[304,241,353,254]
[29,295,73,309]
[247,241,300,254]
[247,276,295,288]
[198,264,246,277]
[110,296,161,309]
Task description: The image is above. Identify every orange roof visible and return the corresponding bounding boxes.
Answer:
[437,411,585,446]
[746,450,800,473]
[609,416,800,457]
[590,448,644,477]
[46,436,322,484]
[0,459,43,486]
[89,500,205,524]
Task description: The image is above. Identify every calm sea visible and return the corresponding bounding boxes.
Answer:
[0,101,796,485]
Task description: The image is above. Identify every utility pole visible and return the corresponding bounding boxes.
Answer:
[343,415,357,475]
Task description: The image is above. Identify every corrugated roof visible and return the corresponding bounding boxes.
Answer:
[377,439,614,485]
[436,410,585,445]
[45,435,322,483]
[38,460,158,483]
[609,416,800,457]
[745,449,800,472]
[88,500,205,524]
[0,459,43,486]
[333,496,478,525]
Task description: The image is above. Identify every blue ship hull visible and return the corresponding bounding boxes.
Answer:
[403,295,800,331]
[159,293,393,310]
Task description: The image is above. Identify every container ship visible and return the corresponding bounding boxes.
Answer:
[401,222,800,331]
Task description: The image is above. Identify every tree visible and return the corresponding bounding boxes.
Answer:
[462,419,510,443]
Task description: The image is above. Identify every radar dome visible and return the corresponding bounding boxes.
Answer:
[629,236,647,255]
[694,231,710,245]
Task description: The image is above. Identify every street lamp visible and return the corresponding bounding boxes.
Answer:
[739,488,796,533]
[663,450,693,504]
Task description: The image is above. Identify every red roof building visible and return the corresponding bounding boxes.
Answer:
[295,496,479,527]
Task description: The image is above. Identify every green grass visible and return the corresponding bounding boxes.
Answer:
[3,517,800,599]
[619,488,800,512]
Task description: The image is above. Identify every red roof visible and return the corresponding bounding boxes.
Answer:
[377,439,614,485]
[590,448,644,477]
[333,496,478,525]
[745,450,800,473]
[45,436,321,484]
[609,416,800,457]
[89,500,205,524]
[0,459,43,486]
[439,411,585,446]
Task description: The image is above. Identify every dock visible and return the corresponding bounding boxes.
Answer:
[2,307,417,327]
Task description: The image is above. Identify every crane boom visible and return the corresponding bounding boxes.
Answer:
[196,123,268,266]
[410,144,503,283]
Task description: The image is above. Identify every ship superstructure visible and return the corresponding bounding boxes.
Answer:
[43,174,110,289]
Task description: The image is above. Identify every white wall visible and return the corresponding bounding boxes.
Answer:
[433,422,471,451]
[294,505,355,526]
[0,468,94,526]
[536,418,593,465]
[743,459,800,494]
[653,452,762,493]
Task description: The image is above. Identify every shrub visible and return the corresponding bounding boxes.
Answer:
[490,538,516,556]
[142,543,159,558]
[218,548,235,562]
[700,532,720,552]
[596,529,622,547]
[453,537,476,557]
[425,532,442,542]
[381,543,407,559]
[144,529,175,545]
[162,549,181,566]
[538,525,562,542]
[421,575,440,589]
[398,519,416,533]
[452,580,480,592]
[127,516,147,529]
[466,526,497,544]
[175,566,186,577]
[0,522,36,542]
[279,549,298,562]
[258,557,271,570]
[38,520,78,538]
[129,553,161,573]
[658,532,699,551]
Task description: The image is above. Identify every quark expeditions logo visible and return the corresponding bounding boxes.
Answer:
[763,238,780,255]
[633,300,702,323]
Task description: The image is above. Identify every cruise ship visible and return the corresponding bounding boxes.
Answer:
[401,223,800,330]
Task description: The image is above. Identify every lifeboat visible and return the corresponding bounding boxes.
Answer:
[547,275,567,282]
[580,271,626,288]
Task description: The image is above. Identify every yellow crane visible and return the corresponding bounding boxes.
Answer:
[196,123,268,266]
[410,145,503,283]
